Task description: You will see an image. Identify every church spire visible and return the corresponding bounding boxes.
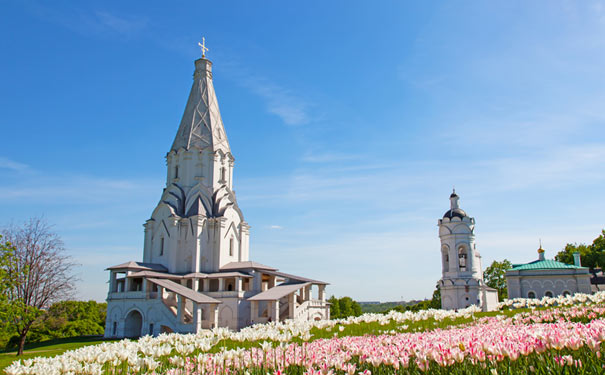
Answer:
[170,44,230,154]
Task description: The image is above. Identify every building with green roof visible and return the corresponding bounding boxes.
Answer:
[505,246,591,299]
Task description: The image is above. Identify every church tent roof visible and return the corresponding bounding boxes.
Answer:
[220,261,277,271]
[148,278,221,304]
[170,58,230,153]
[247,282,311,301]
[106,261,168,272]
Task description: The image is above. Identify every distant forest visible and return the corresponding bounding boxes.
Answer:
[359,300,425,314]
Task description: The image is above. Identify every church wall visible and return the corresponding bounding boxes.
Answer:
[105,296,196,338]
[506,272,592,299]
[217,210,244,269]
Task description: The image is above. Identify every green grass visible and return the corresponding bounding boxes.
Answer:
[0,336,117,374]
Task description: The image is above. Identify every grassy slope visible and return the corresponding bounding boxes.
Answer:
[0,336,117,374]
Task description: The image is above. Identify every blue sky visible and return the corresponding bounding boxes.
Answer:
[1,1,605,302]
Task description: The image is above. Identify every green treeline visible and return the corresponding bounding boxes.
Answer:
[327,296,362,319]
[1,300,106,350]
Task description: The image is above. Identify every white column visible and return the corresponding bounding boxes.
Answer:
[218,278,225,291]
[193,302,202,332]
[203,279,210,292]
[288,293,295,319]
[109,272,117,293]
[250,300,258,324]
[193,278,199,292]
[211,304,219,328]
[143,221,153,263]
[125,273,132,292]
[177,295,183,323]
[304,285,311,301]
[318,285,326,302]
[271,301,280,322]
[235,277,242,292]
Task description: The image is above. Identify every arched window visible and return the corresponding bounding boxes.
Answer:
[220,167,226,182]
[113,321,117,336]
[175,166,179,179]
[229,238,234,256]
[527,291,536,299]
[160,237,164,256]
[458,246,467,272]
[562,290,571,297]
[545,291,553,298]
[227,283,233,291]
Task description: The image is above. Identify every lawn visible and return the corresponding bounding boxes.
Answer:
[0,336,117,374]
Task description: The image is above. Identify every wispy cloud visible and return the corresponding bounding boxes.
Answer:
[0,174,155,203]
[25,2,148,38]
[0,157,29,172]
[300,152,363,163]
[93,11,148,36]
[245,77,310,125]
[267,225,283,230]
[220,59,312,126]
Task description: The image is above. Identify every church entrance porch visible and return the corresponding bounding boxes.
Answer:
[124,310,142,338]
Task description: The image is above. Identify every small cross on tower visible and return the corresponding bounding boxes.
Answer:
[198,37,209,58]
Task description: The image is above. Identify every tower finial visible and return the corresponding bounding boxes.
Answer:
[198,37,209,58]
[537,239,545,260]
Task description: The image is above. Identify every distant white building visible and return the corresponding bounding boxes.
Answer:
[506,247,591,299]
[105,53,329,338]
[437,191,498,311]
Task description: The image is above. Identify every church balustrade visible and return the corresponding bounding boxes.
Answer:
[107,291,147,300]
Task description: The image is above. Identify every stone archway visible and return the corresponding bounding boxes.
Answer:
[124,310,143,338]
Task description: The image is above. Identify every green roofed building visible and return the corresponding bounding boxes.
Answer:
[505,245,591,299]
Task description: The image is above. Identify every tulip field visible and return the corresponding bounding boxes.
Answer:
[5,292,605,375]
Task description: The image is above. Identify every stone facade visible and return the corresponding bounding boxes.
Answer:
[105,56,329,338]
[437,191,498,311]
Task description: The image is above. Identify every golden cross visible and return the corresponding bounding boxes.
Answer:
[198,37,209,58]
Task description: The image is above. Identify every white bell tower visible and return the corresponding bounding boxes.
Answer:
[437,190,498,311]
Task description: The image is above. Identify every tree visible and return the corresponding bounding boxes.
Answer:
[338,297,354,317]
[484,259,513,300]
[0,235,19,343]
[328,296,340,319]
[1,217,77,355]
[328,296,362,319]
[26,300,107,344]
[555,230,605,270]
[429,285,441,309]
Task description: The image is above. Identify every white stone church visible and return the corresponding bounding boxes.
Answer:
[437,191,498,311]
[104,53,329,338]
